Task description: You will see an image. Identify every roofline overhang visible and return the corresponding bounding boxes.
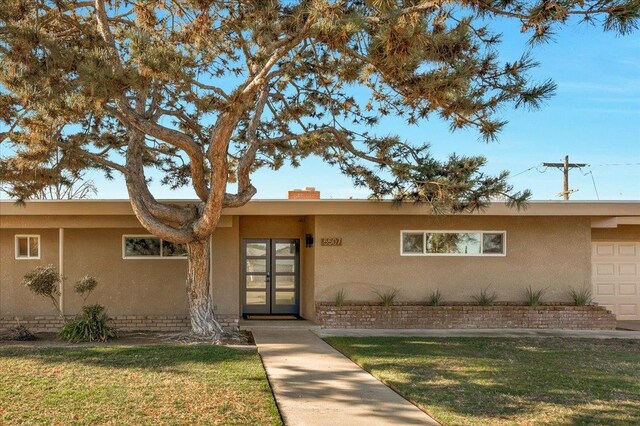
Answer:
[1,199,639,217]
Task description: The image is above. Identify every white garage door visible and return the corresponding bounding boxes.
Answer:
[592,242,640,320]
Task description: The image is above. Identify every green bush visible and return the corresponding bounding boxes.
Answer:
[333,289,346,307]
[22,265,63,316]
[524,286,547,307]
[569,285,593,306]
[373,288,399,307]
[74,275,98,302]
[59,304,116,343]
[426,289,443,306]
[471,287,498,306]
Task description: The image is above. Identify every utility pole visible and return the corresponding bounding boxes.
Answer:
[542,155,587,200]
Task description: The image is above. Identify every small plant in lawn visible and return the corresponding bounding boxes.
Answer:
[426,289,443,306]
[333,289,346,307]
[22,264,63,317]
[74,275,98,302]
[373,288,399,307]
[59,304,116,343]
[524,286,547,307]
[471,287,498,306]
[569,285,593,306]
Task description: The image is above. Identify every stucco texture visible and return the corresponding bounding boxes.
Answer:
[312,215,593,304]
[1,223,241,319]
[0,228,61,316]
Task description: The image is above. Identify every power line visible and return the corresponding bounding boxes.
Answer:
[578,166,600,200]
[591,163,640,167]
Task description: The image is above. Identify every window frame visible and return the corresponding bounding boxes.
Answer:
[122,234,188,260]
[400,230,507,257]
[15,234,41,260]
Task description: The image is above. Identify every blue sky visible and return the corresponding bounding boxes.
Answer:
[92,17,640,201]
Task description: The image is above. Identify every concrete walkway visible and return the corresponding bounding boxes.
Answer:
[315,327,640,339]
[250,327,439,426]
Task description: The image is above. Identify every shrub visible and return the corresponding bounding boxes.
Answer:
[333,289,346,307]
[524,286,546,307]
[59,304,116,343]
[569,285,593,306]
[0,325,38,341]
[426,289,443,306]
[22,265,63,316]
[373,288,399,307]
[471,287,498,306]
[74,275,98,302]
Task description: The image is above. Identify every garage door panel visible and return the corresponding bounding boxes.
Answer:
[618,244,637,256]
[595,243,615,256]
[618,283,638,295]
[618,264,637,276]
[592,242,640,321]
[618,304,638,316]
[595,283,615,296]
[595,263,615,276]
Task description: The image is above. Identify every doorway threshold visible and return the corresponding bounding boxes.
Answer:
[244,315,299,320]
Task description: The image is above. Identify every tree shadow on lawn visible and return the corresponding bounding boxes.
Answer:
[328,337,640,425]
[0,344,262,376]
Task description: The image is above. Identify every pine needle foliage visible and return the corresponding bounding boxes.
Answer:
[1,0,636,227]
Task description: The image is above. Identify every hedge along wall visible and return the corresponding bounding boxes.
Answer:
[315,303,617,330]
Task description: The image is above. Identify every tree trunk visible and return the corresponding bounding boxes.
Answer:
[186,239,224,337]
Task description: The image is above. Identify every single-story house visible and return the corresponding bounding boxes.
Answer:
[1,189,639,331]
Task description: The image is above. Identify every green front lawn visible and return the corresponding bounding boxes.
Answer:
[326,337,640,426]
[0,345,281,425]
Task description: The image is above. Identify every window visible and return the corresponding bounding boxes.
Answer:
[15,235,40,259]
[123,235,187,259]
[401,231,506,256]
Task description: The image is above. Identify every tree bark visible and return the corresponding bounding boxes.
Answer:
[186,239,224,337]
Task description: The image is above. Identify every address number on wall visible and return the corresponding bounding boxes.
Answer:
[321,238,342,246]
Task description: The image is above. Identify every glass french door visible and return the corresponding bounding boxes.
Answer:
[242,239,300,316]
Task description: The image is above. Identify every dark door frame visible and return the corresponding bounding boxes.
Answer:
[241,238,300,317]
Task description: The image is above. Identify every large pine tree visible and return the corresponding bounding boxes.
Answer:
[1,0,637,336]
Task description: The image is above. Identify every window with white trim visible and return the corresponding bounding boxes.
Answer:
[123,235,187,258]
[401,231,506,256]
[15,235,40,259]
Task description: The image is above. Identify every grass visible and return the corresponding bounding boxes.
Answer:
[326,337,640,426]
[0,345,281,425]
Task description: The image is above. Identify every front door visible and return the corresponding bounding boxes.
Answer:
[242,239,300,316]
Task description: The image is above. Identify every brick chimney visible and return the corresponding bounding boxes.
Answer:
[288,187,320,200]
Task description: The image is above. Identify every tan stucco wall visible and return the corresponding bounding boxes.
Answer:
[302,216,316,320]
[313,215,593,304]
[62,228,189,316]
[1,223,241,319]
[0,229,61,316]
[211,216,240,318]
[592,225,640,241]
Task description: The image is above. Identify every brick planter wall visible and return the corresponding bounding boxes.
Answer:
[315,303,617,330]
[0,314,239,333]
